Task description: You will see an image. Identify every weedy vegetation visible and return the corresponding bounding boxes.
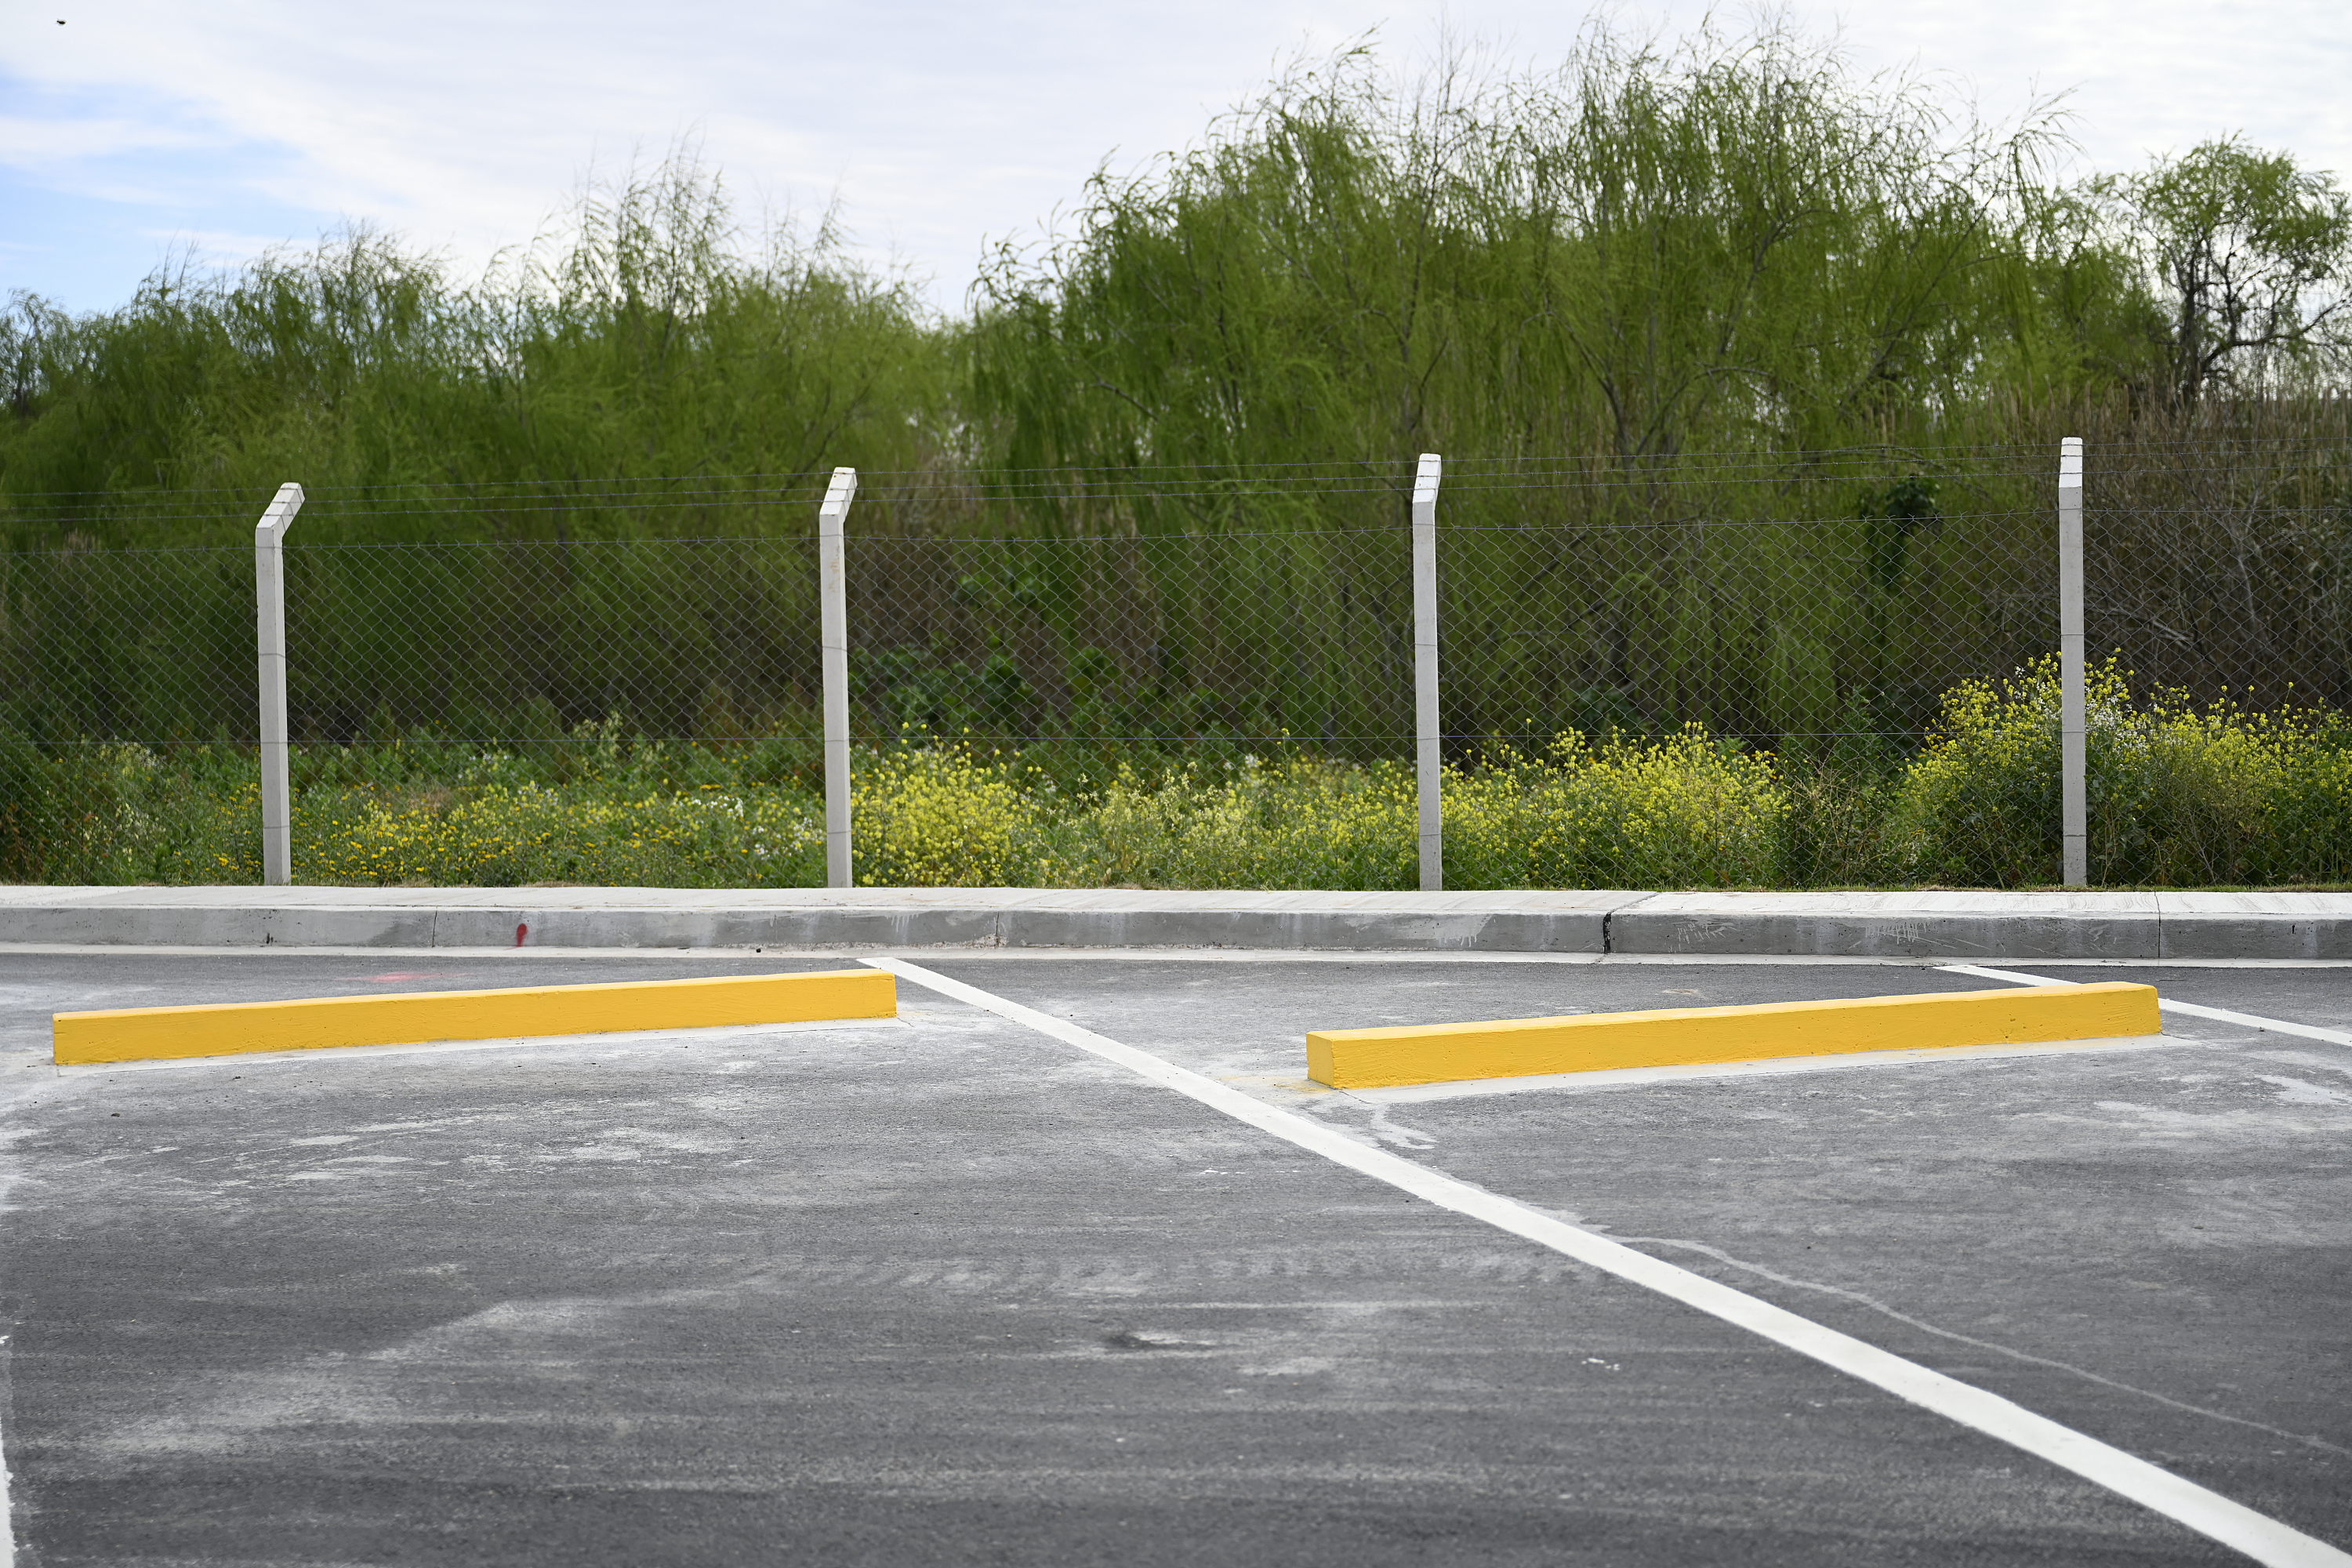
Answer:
[4,664,2346,890]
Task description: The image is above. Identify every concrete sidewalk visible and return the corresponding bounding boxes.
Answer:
[0,884,2345,958]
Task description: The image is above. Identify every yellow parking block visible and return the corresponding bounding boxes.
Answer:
[1305,982,2160,1089]
[53,967,896,1065]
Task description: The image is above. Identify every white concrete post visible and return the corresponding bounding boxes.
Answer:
[253,482,305,887]
[1412,452,1444,891]
[818,467,858,889]
[2059,437,2087,887]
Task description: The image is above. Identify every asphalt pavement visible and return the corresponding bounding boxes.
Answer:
[2,949,2345,1566]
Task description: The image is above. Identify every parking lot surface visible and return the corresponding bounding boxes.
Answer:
[2,949,2345,1565]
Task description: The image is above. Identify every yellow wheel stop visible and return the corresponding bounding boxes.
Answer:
[53,967,896,1065]
[1306,982,2160,1089]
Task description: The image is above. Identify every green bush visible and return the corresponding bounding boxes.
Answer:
[854,747,1039,887]
[2253,725,2352,884]
[295,728,827,887]
[298,780,824,888]
[0,734,260,883]
[1447,730,1787,889]
[1044,755,1422,891]
[1889,659,2352,886]
[851,732,1787,891]
[2,672,2346,890]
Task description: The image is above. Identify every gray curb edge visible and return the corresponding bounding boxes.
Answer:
[2,891,2347,960]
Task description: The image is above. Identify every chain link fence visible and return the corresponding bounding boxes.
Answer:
[1436,452,2058,762]
[2,440,2346,886]
[2082,439,2352,711]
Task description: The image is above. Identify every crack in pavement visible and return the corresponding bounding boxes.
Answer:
[1615,1232,2352,1460]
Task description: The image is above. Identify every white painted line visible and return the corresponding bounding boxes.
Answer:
[957,948,1610,964]
[1350,1034,2180,1103]
[0,1333,13,1568]
[1969,958,2352,970]
[869,955,2352,1568]
[1940,965,2352,1049]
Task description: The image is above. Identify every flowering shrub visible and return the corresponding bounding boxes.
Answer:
[299,780,825,887]
[1044,755,1422,888]
[1448,728,1786,888]
[2265,740,2352,883]
[854,747,1033,885]
[2,667,2344,890]
[1889,659,2352,885]
[0,738,261,884]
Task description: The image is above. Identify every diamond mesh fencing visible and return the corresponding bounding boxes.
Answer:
[1,441,2346,887]
[282,534,824,744]
[0,479,836,749]
[2082,438,2352,712]
[844,468,1416,759]
[1436,452,2060,764]
[0,541,261,745]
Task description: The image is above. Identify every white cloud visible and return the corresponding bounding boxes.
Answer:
[0,111,213,167]
[5,0,2348,312]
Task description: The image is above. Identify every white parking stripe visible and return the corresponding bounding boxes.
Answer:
[869,955,2352,1568]
[1940,964,2352,1048]
[1,1334,14,1568]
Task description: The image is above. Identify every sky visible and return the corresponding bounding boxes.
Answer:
[4,0,2350,319]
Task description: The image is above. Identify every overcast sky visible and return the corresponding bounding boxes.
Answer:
[5,0,2349,318]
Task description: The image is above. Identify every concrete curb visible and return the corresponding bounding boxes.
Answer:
[1,887,2347,959]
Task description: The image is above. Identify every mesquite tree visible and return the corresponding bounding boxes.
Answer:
[2089,138,2352,408]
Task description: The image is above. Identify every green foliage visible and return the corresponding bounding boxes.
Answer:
[1859,476,1941,592]
[0,728,64,880]
[0,155,952,543]
[0,727,1788,891]
[288,726,833,888]
[0,735,260,884]
[856,648,1040,741]
[849,731,1788,891]
[2088,138,2352,406]
[4,661,2350,890]
[1446,730,1786,888]
[299,777,826,889]
[971,22,2073,476]
[1040,756,1425,890]
[852,746,1036,886]
[5,31,2341,524]
[2265,738,2352,884]
[1889,659,2352,885]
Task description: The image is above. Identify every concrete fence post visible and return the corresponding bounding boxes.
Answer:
[253,482,305,887]
[818,467,858,889]
[2059,437,2087,887]
[1412,452,1444,891]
